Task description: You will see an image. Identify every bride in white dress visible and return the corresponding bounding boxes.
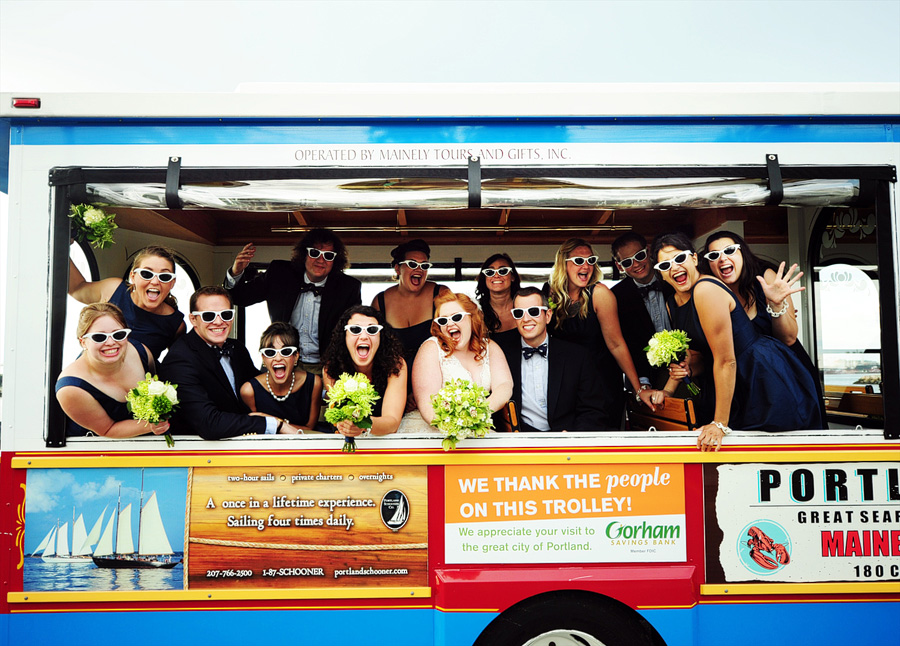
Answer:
[398,292,513,434]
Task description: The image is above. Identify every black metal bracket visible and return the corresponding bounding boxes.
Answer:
[765,153,783,206]
[468,155,481,209]
[165,156,183,209]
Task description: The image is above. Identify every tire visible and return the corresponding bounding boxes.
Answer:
[473,591,666,646]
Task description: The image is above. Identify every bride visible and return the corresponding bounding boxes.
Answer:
[399,292,513,434]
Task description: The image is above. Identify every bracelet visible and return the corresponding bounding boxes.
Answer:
[635,384,650,402]
[711,421,731,435]
[766,300,789,318]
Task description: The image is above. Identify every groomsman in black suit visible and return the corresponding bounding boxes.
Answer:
[225,228,362,373]
[498,287,608,431]
[610,233,674,390]
[161,286,302,439]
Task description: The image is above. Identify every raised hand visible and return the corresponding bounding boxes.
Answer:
[758,262,804,309]
[231,243,256,277]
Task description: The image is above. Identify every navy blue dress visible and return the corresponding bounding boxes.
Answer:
[249,372,316,426]
[108,281,184,358]
[748,282,827,428]
[668,278,822,431]
[547,285,622,429]
[55,341,152,437]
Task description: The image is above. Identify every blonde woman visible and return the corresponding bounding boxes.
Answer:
[56,303,168,438]
[546,238,656,427]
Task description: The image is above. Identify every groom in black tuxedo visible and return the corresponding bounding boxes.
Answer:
[498,287,608,432]
[611,232,675,390]
[161,286,299,439]
[224,228,362,373]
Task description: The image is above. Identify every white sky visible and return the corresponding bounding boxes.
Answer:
[1,0,899,91]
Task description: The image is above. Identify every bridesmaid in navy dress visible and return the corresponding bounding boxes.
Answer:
[69,245,185,358]
[701,231,826,427]
[56,303,169,438]
[240,322,321,433]
[652,233,822,451]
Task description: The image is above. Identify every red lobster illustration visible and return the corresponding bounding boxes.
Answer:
[746,526,790,570]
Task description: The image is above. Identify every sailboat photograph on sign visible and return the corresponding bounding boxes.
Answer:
[23,467,187,591]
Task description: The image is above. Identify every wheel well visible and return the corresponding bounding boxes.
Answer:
[473,589,667,646]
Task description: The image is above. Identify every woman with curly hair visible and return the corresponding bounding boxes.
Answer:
[475,252,522,347]
[546,238,656,427]
[322,305,408,437]
[404,292,512,433]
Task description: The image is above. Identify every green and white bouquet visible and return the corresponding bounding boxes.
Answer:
[68,203,117,250]
[126,373,179,446]
[430,378,494,451]
[324,372,381,452]
[644,329,700,395]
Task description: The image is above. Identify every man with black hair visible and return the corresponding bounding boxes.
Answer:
[225,229,362,373]
[497,287,608,431]
[610,232,673,389]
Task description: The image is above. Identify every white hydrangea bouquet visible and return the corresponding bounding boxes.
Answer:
[68,203,117,250]
[126,373,179,446]
[430,378,494,451]
[644,329,700,395]
[324,372,380,452]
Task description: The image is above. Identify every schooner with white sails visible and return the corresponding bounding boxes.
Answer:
[91,469,180,569]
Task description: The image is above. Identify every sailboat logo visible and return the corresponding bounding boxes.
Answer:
[380,490,409,532]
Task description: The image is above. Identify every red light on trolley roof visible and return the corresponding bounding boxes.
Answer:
[12,98,41,108]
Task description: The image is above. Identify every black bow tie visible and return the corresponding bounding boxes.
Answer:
[522,343,548,360]
[639,282,662,294]
[298,283,323,297]
[212,344,232,359]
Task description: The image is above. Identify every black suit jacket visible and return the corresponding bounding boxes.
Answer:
[226,260,362,357]
[612,278,674,387]
[498,334,609,431]
[160,329,267,440]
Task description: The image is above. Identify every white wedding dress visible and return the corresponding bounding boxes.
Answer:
[397,337,492,435]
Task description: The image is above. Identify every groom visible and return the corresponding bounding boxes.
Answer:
[498,287,609,431]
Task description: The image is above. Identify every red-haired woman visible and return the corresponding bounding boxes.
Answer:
[399,292,513,433]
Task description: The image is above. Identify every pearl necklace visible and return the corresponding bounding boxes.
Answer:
[266,370,295,402]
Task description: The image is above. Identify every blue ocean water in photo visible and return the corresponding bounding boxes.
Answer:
[23,555,184,591]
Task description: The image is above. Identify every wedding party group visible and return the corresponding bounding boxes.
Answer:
[56,226,825,451]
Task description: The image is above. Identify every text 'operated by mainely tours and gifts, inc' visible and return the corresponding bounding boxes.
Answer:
[186,466,427,589]
[444,464,687,564]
